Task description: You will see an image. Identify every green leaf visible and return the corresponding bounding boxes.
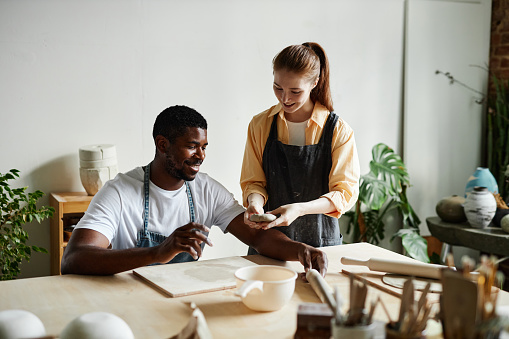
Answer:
[359,173,391,210]
[32,246,48,254]
[397,229,429,263]
[369,143,410,193]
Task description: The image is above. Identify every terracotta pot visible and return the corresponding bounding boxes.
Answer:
[435,195,467,223]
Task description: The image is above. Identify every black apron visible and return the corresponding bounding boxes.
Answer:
[248,112,342,254]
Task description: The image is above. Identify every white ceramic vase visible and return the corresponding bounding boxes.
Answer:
[464,186,497,228]
[79,144,118,196]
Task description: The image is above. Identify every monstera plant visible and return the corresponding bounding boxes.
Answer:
[0,169,54,280]
[345,143,430,263]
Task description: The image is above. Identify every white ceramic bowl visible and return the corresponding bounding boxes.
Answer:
[60,312,134,339]
[0,309,46,339]
[235,265,297,312]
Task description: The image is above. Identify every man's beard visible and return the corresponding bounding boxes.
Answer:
[164,152,201,181]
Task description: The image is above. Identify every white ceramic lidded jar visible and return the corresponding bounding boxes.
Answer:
[79,144,118,196]
[464,186,497,228]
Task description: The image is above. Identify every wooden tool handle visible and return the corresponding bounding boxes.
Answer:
[341,256,446,279]
[306,269,336,312]
[340,257,369,266]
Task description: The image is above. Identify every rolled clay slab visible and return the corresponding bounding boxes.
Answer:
[250,214,277,222]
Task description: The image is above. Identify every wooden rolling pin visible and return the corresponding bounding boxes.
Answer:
[341,257,448,279]
[306,269,337,311]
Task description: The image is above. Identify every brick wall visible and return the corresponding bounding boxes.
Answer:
[490,0,509,81]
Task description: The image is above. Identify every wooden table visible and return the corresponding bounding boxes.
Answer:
[2,243,508,338]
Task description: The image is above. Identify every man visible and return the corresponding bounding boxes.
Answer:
[61,105,327,276]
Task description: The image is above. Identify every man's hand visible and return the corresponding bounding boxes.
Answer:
[244,203,268,229]
[155,222,213,262]
[297,245,328,281]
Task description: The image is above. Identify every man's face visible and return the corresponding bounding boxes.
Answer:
[164,127,207,181]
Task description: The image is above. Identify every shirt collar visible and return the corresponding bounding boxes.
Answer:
[268,102,329,127]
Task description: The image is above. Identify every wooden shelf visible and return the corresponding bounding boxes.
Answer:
[49,192,93,275]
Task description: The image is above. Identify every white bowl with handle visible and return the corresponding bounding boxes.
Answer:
[235,265,297,312]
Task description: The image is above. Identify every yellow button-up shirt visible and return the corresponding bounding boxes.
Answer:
[240,102,360,218]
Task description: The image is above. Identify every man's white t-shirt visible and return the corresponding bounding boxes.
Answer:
[75,167,245,249]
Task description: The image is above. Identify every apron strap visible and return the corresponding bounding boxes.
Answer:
[142,163,151,236]
[185,181,196,223]
[142,163,196,236]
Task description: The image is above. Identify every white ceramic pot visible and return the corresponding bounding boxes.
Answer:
[80,166,118,196]
[235,265,297,312]
[60,312,134,339]
[0,309,46,339]
[79,144,117,161]
[464,186,497,228]
[80,157,118,169]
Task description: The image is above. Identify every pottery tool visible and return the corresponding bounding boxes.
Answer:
[398,278,414,327]
[341,256,448,279]
[341,269,402,298]
[441,268,479,337]
[344,276,368,326]
[334,285,344,324]
[306,269,336,311]
[377,295,394,325]
[392,278,433,336]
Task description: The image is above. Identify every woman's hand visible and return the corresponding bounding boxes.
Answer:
[261,203,303,230]
[244,193,266,229]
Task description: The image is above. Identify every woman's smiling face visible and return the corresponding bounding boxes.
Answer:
[273,69,317,121]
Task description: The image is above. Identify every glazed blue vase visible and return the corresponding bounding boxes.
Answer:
[465,167,498,197]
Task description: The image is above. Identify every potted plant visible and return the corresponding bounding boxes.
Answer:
[344,143,431,263]
[0,169,54,280]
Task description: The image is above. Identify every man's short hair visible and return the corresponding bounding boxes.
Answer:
[153,105,208,143]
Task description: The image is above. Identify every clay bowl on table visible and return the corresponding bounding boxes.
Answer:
[234,265,297,312]
[0,309,46,339]
[60,312,134,339]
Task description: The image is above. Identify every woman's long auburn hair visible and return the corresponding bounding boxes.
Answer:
[272,42,333,112]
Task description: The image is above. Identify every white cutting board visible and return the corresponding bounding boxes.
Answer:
[133,256,257,297]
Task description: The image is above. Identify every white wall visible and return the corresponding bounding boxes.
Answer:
[2,0,469,278]
[404,0,492,233]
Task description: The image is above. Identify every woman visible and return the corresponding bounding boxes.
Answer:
[240,42,360,252]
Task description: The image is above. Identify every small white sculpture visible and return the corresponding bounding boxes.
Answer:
[79,144,118,196]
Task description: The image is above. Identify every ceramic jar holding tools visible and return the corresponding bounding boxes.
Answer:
[331,320,376,339]
[79,144,118,195]
[464,186,497,228]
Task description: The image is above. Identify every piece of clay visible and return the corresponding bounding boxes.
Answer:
[250,214,277,222]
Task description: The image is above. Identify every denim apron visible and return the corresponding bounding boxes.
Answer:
[135,163,199,264]
[248,112,342,255]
